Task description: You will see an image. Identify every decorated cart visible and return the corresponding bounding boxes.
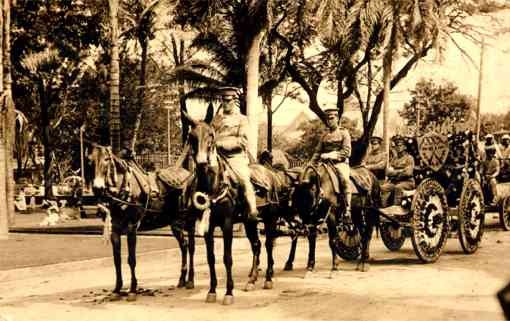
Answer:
[374,131,485,263]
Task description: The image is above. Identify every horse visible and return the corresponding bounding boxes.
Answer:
[185,114,296,305]
[87,144,196,301]
[290,163,381,272]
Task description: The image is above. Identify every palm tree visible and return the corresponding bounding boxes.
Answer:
[121,0,168,151]
[173,0,269,157]
[0,0,15,224]
[20,48,61,199]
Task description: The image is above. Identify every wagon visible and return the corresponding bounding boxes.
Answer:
[337,131,485,263]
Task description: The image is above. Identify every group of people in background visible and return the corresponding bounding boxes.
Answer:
[362,131,510,208]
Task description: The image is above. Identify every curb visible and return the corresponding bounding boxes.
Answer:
[0,246,193,283]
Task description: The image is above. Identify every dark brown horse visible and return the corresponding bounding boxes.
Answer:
[185,115,295,305]
[88,144,196,301]
[290,163,381,272]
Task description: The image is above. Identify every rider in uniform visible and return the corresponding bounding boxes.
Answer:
[381,135,415,207]
[499,134,510,179]
[211,87,258,222]
[483,144,500,206]
[363,136,387,181]
[311,108,352,222]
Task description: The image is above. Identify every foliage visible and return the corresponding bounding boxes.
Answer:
[286,117,362,161]
[399,79,476,135]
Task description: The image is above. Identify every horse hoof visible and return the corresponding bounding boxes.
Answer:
[205,293,217,303]
[109,292,122,301]
[126,292,137,302]
[244,282,256,292]
[357,262,370,272]
[185,281,195,290]
[360,263,370,272]
[263,281,273,290]
[329,270,339,279]
[283,263,293,271]
[222,295,234,305]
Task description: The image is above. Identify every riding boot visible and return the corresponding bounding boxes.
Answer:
[245,184,259,223]
[343,189,352,224]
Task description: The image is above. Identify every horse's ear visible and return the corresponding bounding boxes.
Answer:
[204,102,214,124]
[182,110,198,128]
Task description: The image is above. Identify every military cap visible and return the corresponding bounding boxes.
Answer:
[502,134,510,141]
[392,135,405,144]
[369,136,383,143]
[324,108,339,117]
[221,86,240,98]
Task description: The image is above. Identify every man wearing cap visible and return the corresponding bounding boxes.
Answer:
[211,87,258,221]
[483,144,500,206]
[363,136,387,180]
[499,134,510,180]
[311,108,352,222]
[380,136,415,207]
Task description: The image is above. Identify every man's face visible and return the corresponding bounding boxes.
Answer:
[222,95,236,113]
[503,139,510,147]
[326,114,338,129]
[395,141,405,153]
[370,140,381,150]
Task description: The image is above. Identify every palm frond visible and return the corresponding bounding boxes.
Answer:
[20,48,60,75]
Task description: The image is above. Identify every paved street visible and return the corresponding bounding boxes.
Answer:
[0,214,508,321]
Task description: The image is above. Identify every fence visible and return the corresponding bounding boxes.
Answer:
[135,152,182,170]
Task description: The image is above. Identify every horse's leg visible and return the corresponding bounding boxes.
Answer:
[110,226,123,298]
[357,207,375,272]
[263,210,276,289]
[127,223,138,301]
[204,228,217,303]
[327,214,341,276]
[306,226,317,272]
[284,236,298,271]
[243,219,261,291]
[171,224,188,288]
[222,217,235,305]
[186,221,196,289]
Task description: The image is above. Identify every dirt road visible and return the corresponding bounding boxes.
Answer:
[0,216,508,321]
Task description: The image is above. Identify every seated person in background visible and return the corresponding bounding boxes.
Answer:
[499,134,510,179]
[363,136,387,181]
[381,136,415,207]
[483,144,500,206]
[480,134,501,161]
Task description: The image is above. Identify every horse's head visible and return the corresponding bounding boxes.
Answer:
[87,144,119,196]
[291,165,321,217]
[184,109,215,168]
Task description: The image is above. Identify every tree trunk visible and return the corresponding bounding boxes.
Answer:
[0,0,6,237]
[245,31,263,159]
[3,0,14,224]
[39,82,53,199]
[130,37,148,152]
[109,0,121,154]
[263,94,272,152]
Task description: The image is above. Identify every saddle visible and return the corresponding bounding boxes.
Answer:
[323,163,372,196]
[249,164,286,203]
[157,166,193,190]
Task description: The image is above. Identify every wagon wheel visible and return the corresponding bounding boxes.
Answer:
[335,226,361,261]
[410,179,449,263]
[458,178,485,254]
[500,197,510,231]
[380,222,406,251]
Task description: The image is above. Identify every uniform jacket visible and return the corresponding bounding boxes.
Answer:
[387,152,414,183]
[211,109,249,158]
[312,127,351,163]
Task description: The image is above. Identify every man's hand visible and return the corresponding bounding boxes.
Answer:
[320,152,333,160]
